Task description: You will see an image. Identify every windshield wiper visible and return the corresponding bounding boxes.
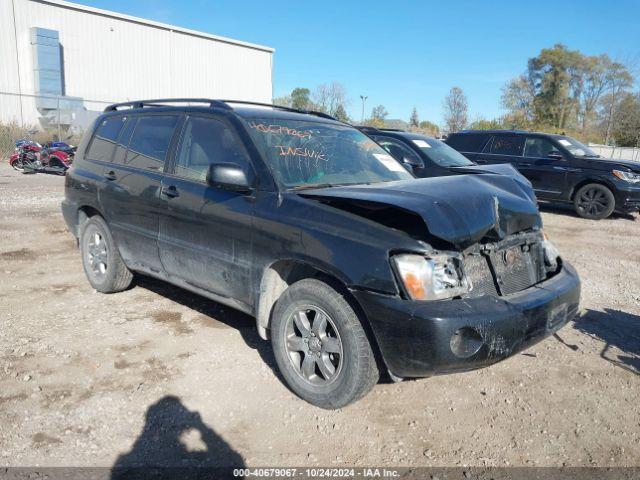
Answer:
[290,183,338,191]
[290,182,370,191]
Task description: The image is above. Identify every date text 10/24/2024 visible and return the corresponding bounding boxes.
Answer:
[233,468,401,478]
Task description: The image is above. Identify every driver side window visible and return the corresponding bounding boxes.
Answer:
[524,137,560,158]
[175,116,251,182]
[374,137,423,167]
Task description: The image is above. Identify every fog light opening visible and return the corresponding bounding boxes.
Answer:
[450,327,484,359]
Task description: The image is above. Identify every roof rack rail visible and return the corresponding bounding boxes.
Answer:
[104,98,340,121]
[104,98,231,112]
[219,100,338,121]
[379,128,404,132]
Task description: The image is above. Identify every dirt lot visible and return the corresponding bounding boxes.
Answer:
[1,163,639,469]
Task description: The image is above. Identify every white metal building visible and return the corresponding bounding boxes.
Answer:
[0,0,274,130]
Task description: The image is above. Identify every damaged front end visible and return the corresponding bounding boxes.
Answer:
[298,175,581,379]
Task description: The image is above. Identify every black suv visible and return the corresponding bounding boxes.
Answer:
[358,126,526,181]
[62,99,580,408]
[446,130,640,220]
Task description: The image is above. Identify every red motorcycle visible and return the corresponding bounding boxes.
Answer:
[9,139,73,175]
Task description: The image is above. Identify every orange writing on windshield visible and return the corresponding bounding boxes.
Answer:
[249,122,312,139]
[275,145,326,161]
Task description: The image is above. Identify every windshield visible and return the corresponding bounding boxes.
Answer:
[556,136,598,157]
[243,118,413,189]
[410,137,474,167]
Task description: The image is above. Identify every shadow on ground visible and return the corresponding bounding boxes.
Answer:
[111,395,244,479]
[135,276,282,381]
[573,308,640,375]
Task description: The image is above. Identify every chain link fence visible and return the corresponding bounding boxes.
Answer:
[0,91,118,161]
[587,144,640,162]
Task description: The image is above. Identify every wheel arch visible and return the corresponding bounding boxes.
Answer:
[569,178,615,201]
[76,205,105,234]
[255,259,388,373]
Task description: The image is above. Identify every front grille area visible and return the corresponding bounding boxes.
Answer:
[464,239,546,297]
[464,254,498,297]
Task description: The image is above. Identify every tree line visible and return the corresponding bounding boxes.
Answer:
[274,44,639,146]
[448,44,639,146]
[273,83,441,137]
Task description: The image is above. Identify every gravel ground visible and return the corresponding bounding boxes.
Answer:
[0,164,639,468]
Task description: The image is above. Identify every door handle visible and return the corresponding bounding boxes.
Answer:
[520,163,532,167]
[104,171,117,181]
[161,185,180,198]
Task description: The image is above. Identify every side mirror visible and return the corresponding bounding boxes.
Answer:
[402,156,422,167]
[207,163,251,193]
[548,152,564,160]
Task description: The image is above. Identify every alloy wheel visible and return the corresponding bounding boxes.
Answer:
[577,187,611,218]
[284,306,343,386]
[87,231,108,277]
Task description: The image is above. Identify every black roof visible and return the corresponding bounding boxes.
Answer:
[453,129,559,136]
[356,126,439,142]
[103,98,340,123]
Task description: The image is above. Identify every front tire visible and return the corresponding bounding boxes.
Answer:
[574,183,615,220]
[10,159,24,171]
[80,216,133,293]
[271,278,379,409]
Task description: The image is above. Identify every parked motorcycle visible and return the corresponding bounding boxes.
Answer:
[45,140,77,158]
[9,139,73,175]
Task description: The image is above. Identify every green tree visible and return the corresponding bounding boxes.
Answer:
[527,44,584,129]
[611,92,640,147]
[332,104,350,123]
[468,117,503,130]
[290,87,311,110]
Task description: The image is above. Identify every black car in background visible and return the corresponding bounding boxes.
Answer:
[358,126,529,184]
[62,100,580,408]
[446,130,640,220]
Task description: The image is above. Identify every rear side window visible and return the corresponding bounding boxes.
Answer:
[486,136,525,156]
[446,133,490,153]
[85,116,126,162]
[111,117,137,164]
[124,115,179,171]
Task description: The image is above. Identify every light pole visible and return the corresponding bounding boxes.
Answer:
[360,95,368,123]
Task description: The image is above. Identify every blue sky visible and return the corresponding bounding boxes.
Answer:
[79,0,639,125]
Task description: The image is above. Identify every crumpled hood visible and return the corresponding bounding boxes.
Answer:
[300,174,541,247]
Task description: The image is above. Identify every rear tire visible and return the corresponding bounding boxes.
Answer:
[573,183,615,220]
[80,215,133,293]
[271,278,379,409]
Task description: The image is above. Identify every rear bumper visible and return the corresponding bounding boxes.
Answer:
[353,262,581,378]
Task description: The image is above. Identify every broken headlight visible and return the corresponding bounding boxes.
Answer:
[393,254,470,301]
[542,233,561,271]
[612,169,640,183]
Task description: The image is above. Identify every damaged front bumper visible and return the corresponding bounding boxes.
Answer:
[352,262,581,378]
